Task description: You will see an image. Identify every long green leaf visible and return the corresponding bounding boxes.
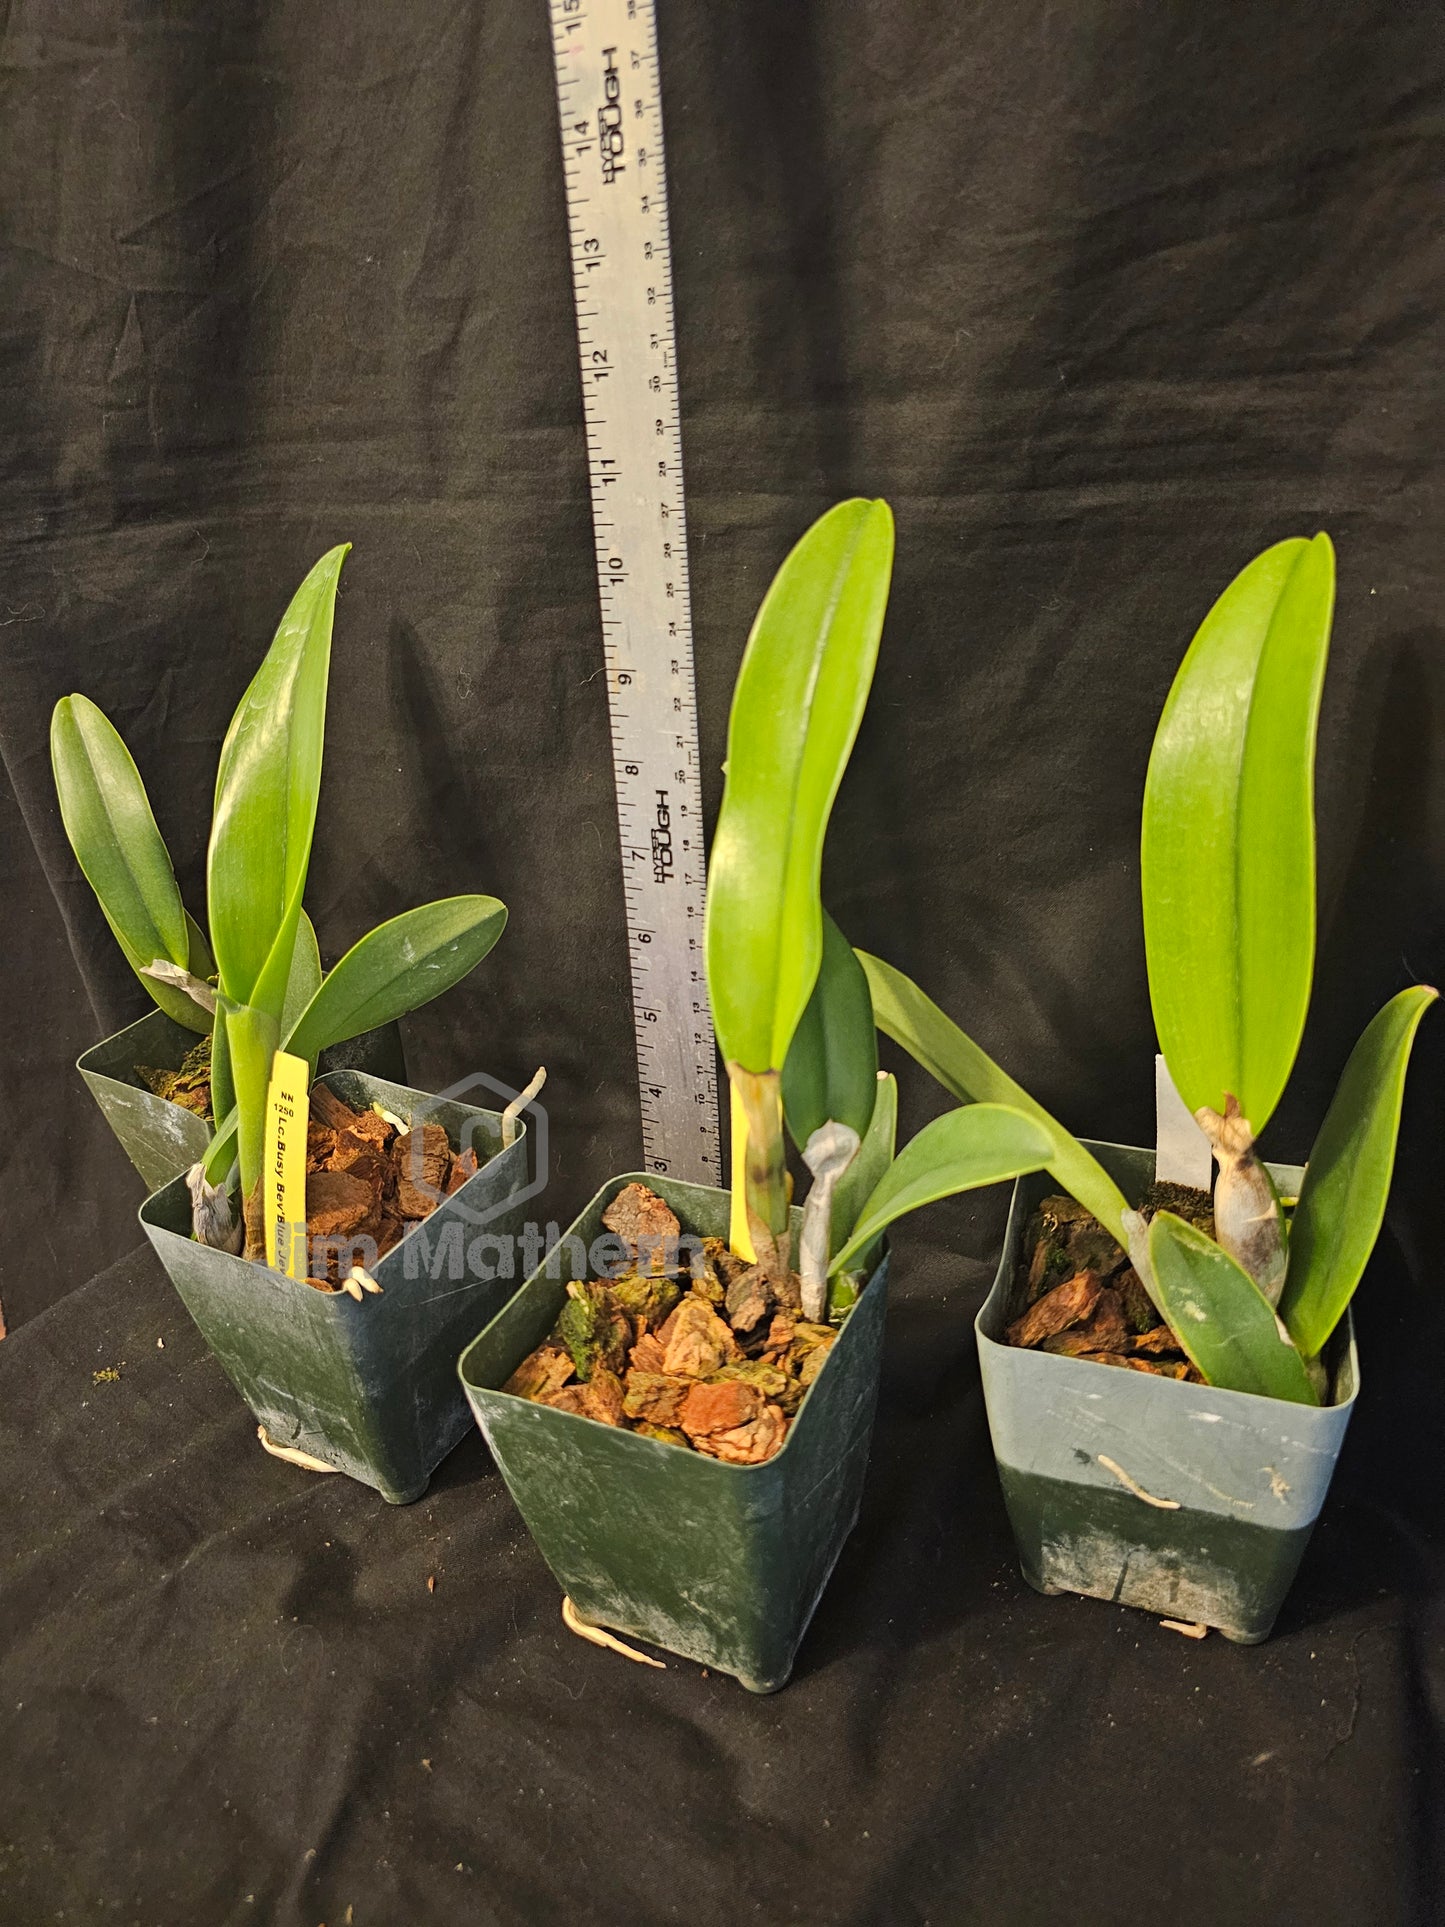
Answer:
[858,950,1131,1242]
[831,1070,897,1260]
[209,1007,234,1134]
[705,500,894,1076]
[1142,535,1335,1130]
[183,911,215,980]
[829,1104,1053,1276]
[203,1103,238,1186]
[101,908,216,1034]
[281,910,323,1043]
[1147,1211,1318,1404]
[283,895,508,1064]
[782,908,878,1148]
[51,693,199,1016]
[228,1000,280,1197]
[1280,984,1437,1359]
[207,546,347,1010]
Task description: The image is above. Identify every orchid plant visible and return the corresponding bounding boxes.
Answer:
[52,548,507,1257]
[860,534,1434,1402]
[704,500,1053,1319]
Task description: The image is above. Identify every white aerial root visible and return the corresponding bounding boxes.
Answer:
[503,1067,548,1148]
[561,1595,666,1668]
[257,1425,338,1474]
[1097,1453,1181,1509]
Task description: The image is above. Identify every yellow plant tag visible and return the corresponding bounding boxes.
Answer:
[263,1049,311,1278]
[728,1081,755,1262]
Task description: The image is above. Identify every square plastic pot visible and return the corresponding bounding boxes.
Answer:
[459,1173,891,1694]
[79,1008,408,1193]
[139,1068,527,1504]
[976,1139,1358,1642]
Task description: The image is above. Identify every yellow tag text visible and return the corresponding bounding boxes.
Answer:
[264,1049,311,1279]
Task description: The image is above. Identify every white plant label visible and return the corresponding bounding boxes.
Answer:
[1154,1053,1214,1192]
[547,0,721,1185]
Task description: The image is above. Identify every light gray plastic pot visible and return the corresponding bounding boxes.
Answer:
[976,1140,1357,1643]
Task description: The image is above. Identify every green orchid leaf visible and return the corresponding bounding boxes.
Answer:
[203,1104,238,1187]
[226,1000,281,1196]
[830,1070,897,1262]
[1280,984,1437,1359]
[124,911,218,1036]
[829,1104,1053,1276]
[50,693,203,1020]
[102,911,213,1034]
[183,911,215,981]
[281,910,323,1044]
[209,1007,235,1135]
[782,908,878,1149]
[858,950,1131,1243]
[283,895,508,1065]
[705,499,894,1077]
[1147,1210,1319,1404]
[1142,534,1335,1131]
[207,546,348,1012]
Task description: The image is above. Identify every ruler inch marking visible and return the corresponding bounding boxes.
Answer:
[548,0,719,1186]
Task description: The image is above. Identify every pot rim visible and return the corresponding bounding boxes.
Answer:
[458,1168,888,1481]
[976,1138,1359,1421]
[77,1009,209,1094]
[79,1009,403,1104]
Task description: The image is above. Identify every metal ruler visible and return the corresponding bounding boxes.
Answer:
[547,0,722,1186]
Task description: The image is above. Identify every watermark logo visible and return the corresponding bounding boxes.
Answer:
[296,1070,701,1291]
[409,1069,551,1228]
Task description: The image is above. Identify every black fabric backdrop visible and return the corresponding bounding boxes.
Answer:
[2,2,1443,1921]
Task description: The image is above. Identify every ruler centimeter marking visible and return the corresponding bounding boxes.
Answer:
[547,0,721,1185]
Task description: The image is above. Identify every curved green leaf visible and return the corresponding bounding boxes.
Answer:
[281,910,323,1044]
[102,908,215,1034]
[1147,1210,1318,1404]
[227,999,281,1195]
[858,950,1130,1243]
[207,546,348,1009]
[831,1070,897,1261]
[829,1104,1053,1276]
[283,895,508,1064]
[184,911,215,981]
[782,908,878,1148]
[51,692,193,1000]
[705,500,894,1075]
[1280,984,1437,1359]
[203,1103,238,1187]
[1142,534,1335,1130]
[209,1007,234,1132]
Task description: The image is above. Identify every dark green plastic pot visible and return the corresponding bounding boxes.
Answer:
[459,1173,890,1694]
[139,1069,527,1504]
[976,1140,1357,1643]
[79,1007,407,1193]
